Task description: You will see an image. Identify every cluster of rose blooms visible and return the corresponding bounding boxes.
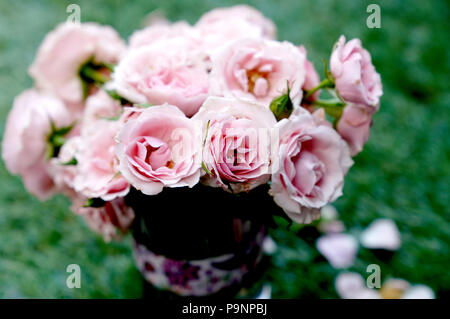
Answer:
[2,6,382,241]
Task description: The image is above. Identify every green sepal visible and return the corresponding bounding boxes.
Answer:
[78,58,114,99]
[45,122,75,159]
[52,124,74,137]
[201,161,213,176]
[303,78,335,101]
[323,58,334,83]
[83,198,106,208]
[105,89,132,105]
[135,103,154,108]
[62,157,78,166]
[311,99,345,128]
[99,115,121,121]
[83,198,94,207]
[202,120,211,147]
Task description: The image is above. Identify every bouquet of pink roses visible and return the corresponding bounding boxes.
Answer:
[2,5,382,297]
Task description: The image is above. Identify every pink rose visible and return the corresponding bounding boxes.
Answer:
[113,38,209,116]
[115,104,202,195]
[2,89,72,199]
[70,91,129,200]
[72,197,135,242]
[330,35,382,107]
[74,122,129,201]
[209,38,306,106]
[29,22,126,104]
[193,97,276,192]
[118,106,146,124]
[269,109,353,223]
[311,108,332,128]
[337,103,373,156]
[20,162,57,200]
[196,5,276,42]
[198,20,266,55]
[298,46,321,102]
[49,136,81,198]
[49,92,129,200]
[49,91,127,199]
[129,21,200,49]
[82,90,122,127]
[141,10,171,28]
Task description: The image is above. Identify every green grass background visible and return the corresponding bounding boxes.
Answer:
[0,0,449,298]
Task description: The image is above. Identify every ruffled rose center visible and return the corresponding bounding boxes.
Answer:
[291,149,324,197]
[224,132,255,168]
[246,69,268,96]
[145,67,186,89]
[209,118,263,182]
[361,57,381,101]
[131,136,174,171]
[91,143,116,174]
[232,51,277,98]
[141,59,209,98]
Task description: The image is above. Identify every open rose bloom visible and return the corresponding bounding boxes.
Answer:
[270,109,353,223]
[2,5,385,296]
[193,97,276,193]
[29,22,126,106]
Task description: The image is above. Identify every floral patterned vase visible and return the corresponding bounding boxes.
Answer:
[126,184,276,298]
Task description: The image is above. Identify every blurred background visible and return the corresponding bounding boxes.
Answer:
[0,0,448,298]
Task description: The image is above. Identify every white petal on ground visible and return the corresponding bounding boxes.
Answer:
[403,285,435,299]
[318,220,346,234]
[316,233,358,268]
[262,236,277,255]
[380,279,435,299]
[360,218,401,250]
[320,205,339,221]
[335,272,379,299]
[255,284,272,299]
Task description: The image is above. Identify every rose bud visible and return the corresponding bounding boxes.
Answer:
[330,35,382,108]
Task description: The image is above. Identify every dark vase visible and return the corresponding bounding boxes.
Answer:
[126,184,279,298]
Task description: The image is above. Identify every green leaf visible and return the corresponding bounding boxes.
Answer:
[312,99,345,126]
